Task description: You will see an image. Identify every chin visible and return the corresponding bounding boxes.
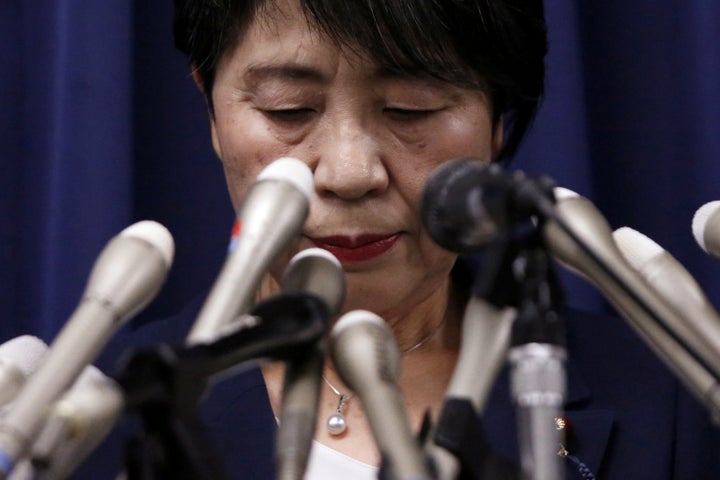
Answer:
[340,272,410,318]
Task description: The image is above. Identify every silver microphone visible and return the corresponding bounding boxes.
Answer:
[29,365,124,480]
[612,226,720,419]
[276,248,345,480]
[613,226,720,328]
[331,310,432,480]
[186,157,314,345]
[0,220,173,477]
[692,201,720,260]
[426,299,515,480]
[0,336,48,408]
[543,189,720,420]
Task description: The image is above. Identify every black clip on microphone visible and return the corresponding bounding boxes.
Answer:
[113,292,330,480]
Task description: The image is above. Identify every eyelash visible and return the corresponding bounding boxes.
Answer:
[383,108,436,121]
[263,108,316,123]
[261,107,438,125]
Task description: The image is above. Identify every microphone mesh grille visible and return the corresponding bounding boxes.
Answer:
[692,201,720,252]
[0,335,48,377]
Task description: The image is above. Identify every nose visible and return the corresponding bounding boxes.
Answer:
[311,119,389,200]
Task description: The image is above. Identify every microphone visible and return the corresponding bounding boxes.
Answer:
[279,248,346,316]
[692,201,720,260]
[546,189,720,373]
[426,299,515,480]
[420,158,554,254]
[275,248,345,480]
[186,157,314,345]
[613,226,720,328]
[0,220,173,477]
[0,336,48,408]
[28,365,124,480]
[330,310,432,480]
[421,158,562,479]
[543,189,720,420]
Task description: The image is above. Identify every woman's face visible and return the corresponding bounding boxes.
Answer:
[209,0,502,319]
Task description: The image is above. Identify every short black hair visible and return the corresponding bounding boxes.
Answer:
[173,0,547,162]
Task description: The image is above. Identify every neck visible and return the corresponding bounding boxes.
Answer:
[384,278,461,354]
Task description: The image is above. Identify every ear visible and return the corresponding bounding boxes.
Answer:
[210,117,222,160]
[191,67,205,94]
[191,67,223,159]
[491,118,504,157]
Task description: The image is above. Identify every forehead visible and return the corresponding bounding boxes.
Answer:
[218,1,337,74]
[221,0,472,82]
[214,0,490,99]
[220,4,400,91]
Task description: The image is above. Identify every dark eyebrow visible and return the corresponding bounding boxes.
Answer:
[375,66,490,93]
[374,66,452,89]
[242,64,329,86]
[374,65,440,82]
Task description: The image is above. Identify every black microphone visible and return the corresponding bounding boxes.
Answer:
[275,248,345,480]
[330,310,432,480]
[692,201,720,260]
[0,336,48,408]
[186,157,314,345]
[421,158,563,480]
[29,365,124,480]
[0,220,173,477]
[420,158,554,254]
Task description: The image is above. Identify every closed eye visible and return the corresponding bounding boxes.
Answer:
[263,108,316,123]
[383,108,437,122]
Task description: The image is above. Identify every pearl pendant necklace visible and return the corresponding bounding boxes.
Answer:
[322,316,448,436]
[322,376,352,435]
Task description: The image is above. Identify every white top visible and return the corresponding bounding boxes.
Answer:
[304,440,378,480]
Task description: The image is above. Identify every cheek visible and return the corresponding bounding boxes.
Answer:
[398,116,495,209]
[213,113,294,211]
[440,109,496,161]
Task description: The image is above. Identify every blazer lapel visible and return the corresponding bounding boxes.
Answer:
[561,363,615,478]
[483,361,615,480]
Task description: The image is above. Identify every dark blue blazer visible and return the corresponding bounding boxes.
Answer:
[75,295,720,479]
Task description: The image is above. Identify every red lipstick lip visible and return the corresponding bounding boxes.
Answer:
[307,233,401,263]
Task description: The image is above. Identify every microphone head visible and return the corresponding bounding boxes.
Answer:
[330,310,401,390]
[280,248,346,317]
[30,366,124,478]
[119,220,175,269]
[0,336,48,378]
[612,227,664,270]
[552,186,580,201]
[84,220,175,322]
[692,201,720,257]
[421,158,556,253]
[0,336,48,407]
[257,157,314,202]
[421,158,513,253]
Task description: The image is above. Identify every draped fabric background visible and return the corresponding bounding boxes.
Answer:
[1,1,719,344]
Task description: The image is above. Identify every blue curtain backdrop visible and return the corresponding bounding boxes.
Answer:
[1,1,719,343]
